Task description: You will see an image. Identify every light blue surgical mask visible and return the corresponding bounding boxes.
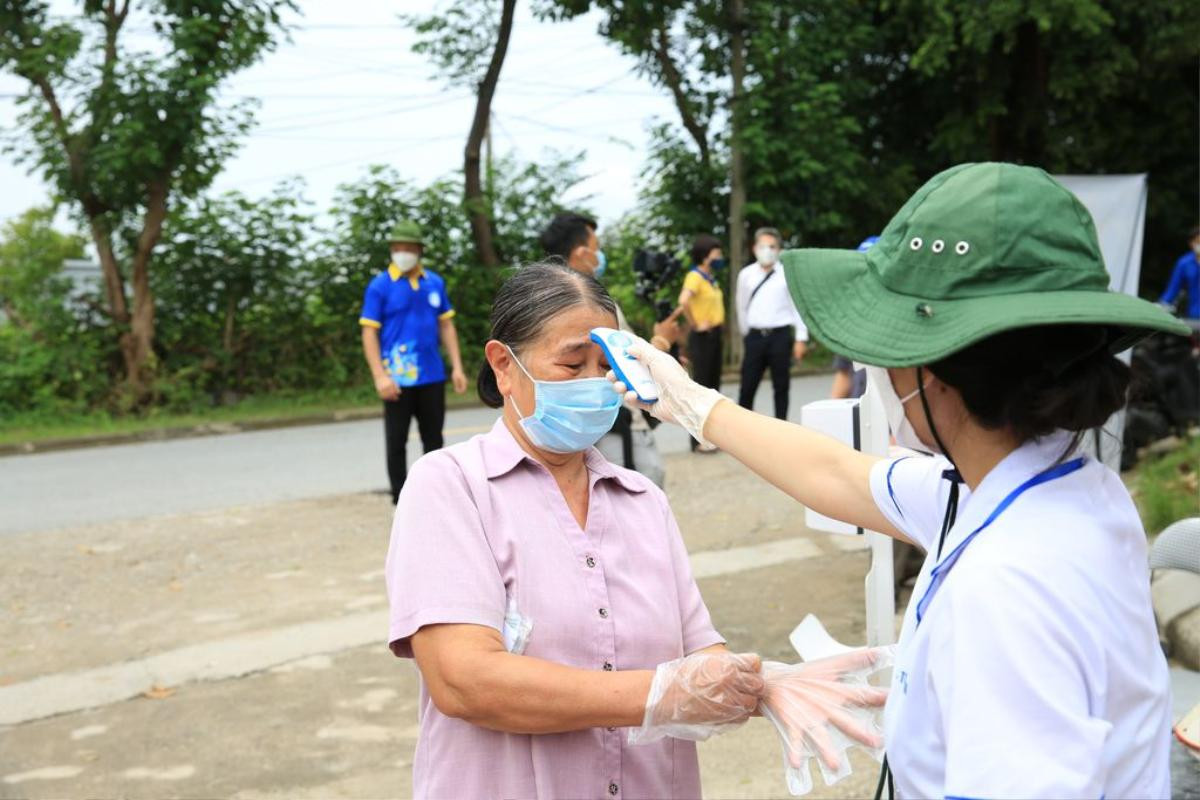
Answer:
[593,249,607,280]
[506,346,621,453]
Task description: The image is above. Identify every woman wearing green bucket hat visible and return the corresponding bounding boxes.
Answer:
[612,163,1190,798]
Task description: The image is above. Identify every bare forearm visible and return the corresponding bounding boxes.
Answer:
[701,400,902,538]
[444,650,653,734]
[361,328,387,379]
[439,320,464,371]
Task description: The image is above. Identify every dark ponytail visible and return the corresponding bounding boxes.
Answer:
[929,325,1130,444]
[477,262,618,408]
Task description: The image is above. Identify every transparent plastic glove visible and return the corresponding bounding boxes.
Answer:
[606,336,727,446]
[628,651,765,745]
[760,646,894,796]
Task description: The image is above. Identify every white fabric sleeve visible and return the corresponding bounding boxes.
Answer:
[792,308,809,342]
[867,454,954,552]
[932,557,1109,798]
[735,266,751,337]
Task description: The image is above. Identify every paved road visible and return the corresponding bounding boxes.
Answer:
[0,375,834,535]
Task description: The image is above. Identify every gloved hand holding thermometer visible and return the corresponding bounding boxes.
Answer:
[601,333,729,447]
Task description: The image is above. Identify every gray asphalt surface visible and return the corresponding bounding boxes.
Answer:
[0,374,833,535]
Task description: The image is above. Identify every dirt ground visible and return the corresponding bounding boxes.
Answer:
[2,449,890,799]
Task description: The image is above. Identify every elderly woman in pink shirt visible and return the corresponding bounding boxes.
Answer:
[386,262,768,799]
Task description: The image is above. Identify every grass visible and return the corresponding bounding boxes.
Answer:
[1130,432,1200,535]
[0,385,483,447]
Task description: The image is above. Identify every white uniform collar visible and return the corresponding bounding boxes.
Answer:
[938,430,1080,558]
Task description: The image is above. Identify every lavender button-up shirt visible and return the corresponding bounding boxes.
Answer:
[386,419,723,799]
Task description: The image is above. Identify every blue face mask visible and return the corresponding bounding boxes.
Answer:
[506,346,622,453]
[709,257,727,271]
[593,249,607,280]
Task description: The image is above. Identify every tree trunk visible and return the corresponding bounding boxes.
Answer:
[121,180,169,402]
[727,0,748,365]
[464,0,516,268]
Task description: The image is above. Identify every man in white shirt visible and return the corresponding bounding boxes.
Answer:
[736,227,808,419]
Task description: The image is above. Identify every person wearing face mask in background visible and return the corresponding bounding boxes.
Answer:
[670,234,726,452]
[539,212,679,487]
[736,226,810,420]
[360,220,468,503]
[1158,224,1200,327]
[612,163,1191,797]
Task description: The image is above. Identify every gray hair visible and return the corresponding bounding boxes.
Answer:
[753,226,782,247]
[477,261,618,408]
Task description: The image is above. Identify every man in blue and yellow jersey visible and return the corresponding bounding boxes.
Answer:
[360,221,467,503]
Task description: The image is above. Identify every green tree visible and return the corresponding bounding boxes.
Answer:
[0,0,294,403]
[0,207,111,415]
[152,181,316,405]
[404,0,518,268]
[880,0,1200,289]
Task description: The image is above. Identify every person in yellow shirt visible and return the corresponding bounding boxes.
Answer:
[672,234,726,452]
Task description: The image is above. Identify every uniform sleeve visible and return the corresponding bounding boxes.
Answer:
[1160,256,1186,304]
[435,275,455,320]
[932,558,1110,798]
[868,454,954,552]
[360,278,383,328]
[660,494,724,654]
[385,452,506,657]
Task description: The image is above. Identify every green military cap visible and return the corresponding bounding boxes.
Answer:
[781,162,1190,367]
[388,220,424,245]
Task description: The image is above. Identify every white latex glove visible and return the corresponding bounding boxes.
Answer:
[760,647,893,795]
[628,651,765,745]
[607,336,728,447]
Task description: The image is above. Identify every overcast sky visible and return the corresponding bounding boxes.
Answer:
[0,0,680,232]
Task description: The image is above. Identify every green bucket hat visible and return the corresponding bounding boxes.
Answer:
[388,220,424,246]
[780,162,1190,367]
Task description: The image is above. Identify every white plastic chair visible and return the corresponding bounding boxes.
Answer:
[1150,518,1200,574]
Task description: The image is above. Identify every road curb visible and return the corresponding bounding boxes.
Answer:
[0,407,383,458]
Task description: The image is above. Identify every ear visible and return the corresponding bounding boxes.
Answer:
[485,340,514,397]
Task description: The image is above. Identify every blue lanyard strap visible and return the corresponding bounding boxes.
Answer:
[690,267,716,285]
[914,457,1086,626]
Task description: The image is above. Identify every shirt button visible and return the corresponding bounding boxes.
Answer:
[603,661,613,671]
[609,782,619,795]
[586,555,596,568]
[598,607,609,618]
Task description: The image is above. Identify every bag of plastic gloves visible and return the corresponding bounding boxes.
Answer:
[760,647,894,796]
[627,651,765,745]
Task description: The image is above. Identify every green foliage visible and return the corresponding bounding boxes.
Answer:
[151,181,320,406]
[0,153,595,422]
[0,0,296,396]
[402,0,501,88]
[0,207,112,415]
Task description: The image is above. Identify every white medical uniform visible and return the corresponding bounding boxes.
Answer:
[869,430,1171,799]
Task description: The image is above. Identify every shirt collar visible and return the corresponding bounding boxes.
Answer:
[480,418,647,493]
[942,430,1081,550]
[387,263,426,287]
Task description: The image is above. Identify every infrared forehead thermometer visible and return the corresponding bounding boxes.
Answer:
[589,327,660,404]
